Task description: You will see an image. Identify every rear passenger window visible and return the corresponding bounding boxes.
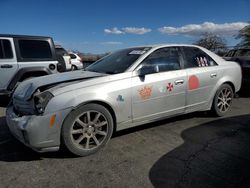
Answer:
[0,39,13,59]
[182,47,217,68]
[18,40,52,59]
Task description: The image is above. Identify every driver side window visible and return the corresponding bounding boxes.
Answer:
[141,47,181,73]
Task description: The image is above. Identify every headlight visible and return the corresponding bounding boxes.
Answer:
[34,91,54,114]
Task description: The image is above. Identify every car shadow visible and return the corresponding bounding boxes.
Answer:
[149,114,250,188]
[0,96,10,107]
[238,88,250,98]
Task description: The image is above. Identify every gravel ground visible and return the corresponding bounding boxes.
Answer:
[0,96,250,188]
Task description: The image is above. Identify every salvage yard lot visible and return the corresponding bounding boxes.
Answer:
[0,95,250,188]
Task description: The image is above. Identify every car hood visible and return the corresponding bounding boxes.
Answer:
[14,71,106,100]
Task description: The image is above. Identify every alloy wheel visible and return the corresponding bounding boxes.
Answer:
[70,110,108,150]
[217,87,233,113]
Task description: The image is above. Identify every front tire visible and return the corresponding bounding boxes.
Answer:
[211,84,233,116]
[61,104,114,156]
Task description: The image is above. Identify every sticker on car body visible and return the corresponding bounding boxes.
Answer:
[196,57,209,67]
[166,83,174,92]
[138,86,153,99]
[188,75,200,90]
[129,50,147,55]
[116,95,125,102]
[159,86,166,93]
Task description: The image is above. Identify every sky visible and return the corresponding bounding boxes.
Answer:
[0,0,249,53]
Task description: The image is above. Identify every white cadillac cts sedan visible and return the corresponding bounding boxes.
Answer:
[6,44,242,156]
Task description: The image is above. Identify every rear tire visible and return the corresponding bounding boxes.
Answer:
[61,104,114,156]
[211,84,233,117]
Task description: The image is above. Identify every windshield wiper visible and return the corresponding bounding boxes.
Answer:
[103,71,116,74]
[83,69,115,75]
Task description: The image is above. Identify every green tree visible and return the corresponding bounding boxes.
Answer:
[194,33,227,54]
[236,24,250,48]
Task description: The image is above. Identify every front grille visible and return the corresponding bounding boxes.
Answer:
[13,97,36,116]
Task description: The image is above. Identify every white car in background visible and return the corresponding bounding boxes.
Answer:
[69,52,83,70]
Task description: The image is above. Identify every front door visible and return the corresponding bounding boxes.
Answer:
[132,47,187,123]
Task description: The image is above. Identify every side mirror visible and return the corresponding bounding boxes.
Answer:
[138,65,158,77]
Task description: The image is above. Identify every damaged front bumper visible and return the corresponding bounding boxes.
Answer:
[6,106,71,152]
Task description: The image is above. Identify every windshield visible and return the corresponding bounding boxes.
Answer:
[85,47,151,74]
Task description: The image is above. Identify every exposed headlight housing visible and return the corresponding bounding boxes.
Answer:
[34,91,54,114]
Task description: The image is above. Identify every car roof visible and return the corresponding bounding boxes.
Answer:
[126,43,226,71]
[0,34,52,39]
[131,44,204,49]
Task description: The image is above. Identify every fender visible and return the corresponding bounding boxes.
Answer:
[7,67,52,91]
[204,72,240,111]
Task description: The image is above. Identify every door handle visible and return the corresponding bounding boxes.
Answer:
[175,80,184,85]
[1,64,13,68]
[210,73,217,78]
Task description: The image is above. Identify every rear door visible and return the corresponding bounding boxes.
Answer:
[181,46,220,113]
[132,47,187,123]
[15,38,58,73]
[0,38,18,90]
